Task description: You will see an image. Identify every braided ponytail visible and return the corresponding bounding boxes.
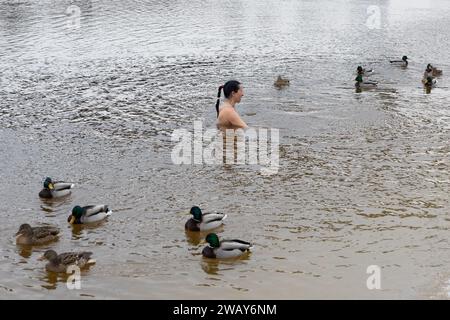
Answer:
[215,85,224,117]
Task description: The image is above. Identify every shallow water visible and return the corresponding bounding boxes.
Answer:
[1,0,450,299]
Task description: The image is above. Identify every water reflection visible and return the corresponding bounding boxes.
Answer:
[16,242,60,259]
[185,227,224,246]
[16,244,33,259]
[39,195,73,212]
[184,230,203,246]
[425,85,432,94]
[0,0,449,299]
[200,255,251,275]
[70,220,109,239]
[40,267,95,290]
[41,271,59,290]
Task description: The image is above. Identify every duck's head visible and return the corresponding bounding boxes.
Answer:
[190,206,203,222]
[15,224,32,237]
[43,177,54,190]
[402,56,408,61]
[38,249,58,262]
[205,233,220,248]
[68,206,83,224]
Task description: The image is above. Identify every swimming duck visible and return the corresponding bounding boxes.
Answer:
[202,233,253,259]
[274,76,290,87]
[424,64,434,79]
[185,206,227,232]
[422,65,437,87]
[422,76,437,88]
[390,55,408,66]
[15,224,60,245]
[38,250,96,273]
[68,205,112,224]
[38,177,75,199]
[423,63,442,79]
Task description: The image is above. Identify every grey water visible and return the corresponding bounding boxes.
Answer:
[1,0,450,299]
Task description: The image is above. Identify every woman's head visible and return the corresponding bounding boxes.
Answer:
[223,80,243,102]
[215,80,243,116]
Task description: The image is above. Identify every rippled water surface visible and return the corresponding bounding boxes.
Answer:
[1,0,450,299]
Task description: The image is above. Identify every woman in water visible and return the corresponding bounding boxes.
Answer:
[215,80,248,131]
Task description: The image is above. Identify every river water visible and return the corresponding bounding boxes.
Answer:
[1,0,450,299]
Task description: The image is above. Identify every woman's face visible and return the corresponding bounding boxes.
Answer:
[232,86,244,103]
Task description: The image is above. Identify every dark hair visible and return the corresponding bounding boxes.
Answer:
[215,80,241,117]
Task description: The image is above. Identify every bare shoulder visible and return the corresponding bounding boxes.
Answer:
[218,106,234,121]
[219,105,235,115]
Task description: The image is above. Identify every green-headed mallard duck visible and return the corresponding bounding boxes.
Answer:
[389,55,408,66]
[38,250,96,273]
[39,177,75,199]
[202,233,253,259]
[274,76,290,87]
[68,205,112,224]
[15,223,60,245]
[422,76,437,88]
[185,206,227,232]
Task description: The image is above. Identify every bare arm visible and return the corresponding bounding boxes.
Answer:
[228,109,248,129]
